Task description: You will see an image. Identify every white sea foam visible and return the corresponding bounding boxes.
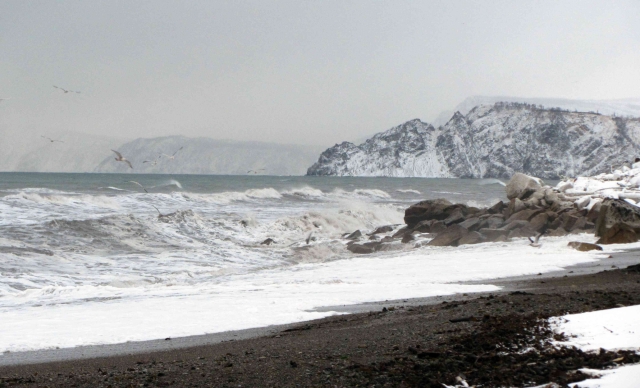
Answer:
[396,189,421,194]
[0,234,608,353]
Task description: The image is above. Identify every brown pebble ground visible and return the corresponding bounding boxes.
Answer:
[2,263,640,388]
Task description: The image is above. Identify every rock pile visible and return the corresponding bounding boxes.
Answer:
[342,171,640,253]
[398,173,597,247]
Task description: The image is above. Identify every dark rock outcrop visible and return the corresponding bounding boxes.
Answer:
[427,224,469,247]
[595,199,640,244]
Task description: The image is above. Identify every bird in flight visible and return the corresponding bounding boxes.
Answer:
[528,231,545,248]
[162,146,183,161]
[53,85,81,94]
[143,156,161,166]
[111,149,133,169]
[151,205,170,219]
[247,169,266,174]
[41,136,64,143]
[126,180,148,193]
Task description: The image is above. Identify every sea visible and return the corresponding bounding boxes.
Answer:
[0,173,603,353]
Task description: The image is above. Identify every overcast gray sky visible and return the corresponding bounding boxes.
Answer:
[1,0,639,146]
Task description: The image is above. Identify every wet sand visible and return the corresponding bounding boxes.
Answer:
[1,249,639,387]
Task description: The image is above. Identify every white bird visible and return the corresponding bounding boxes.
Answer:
[126,180,148,193]
[528,231,545,248]
[53,85,81,94]
[305,232,314,245]
[143,156,161,166]
[41,136,64,143]
[111,149,133,169]
[162,146,183,161]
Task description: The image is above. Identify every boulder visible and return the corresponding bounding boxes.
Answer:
[567,242,603,252]
[458,231,485,245]
[501,220,530,231]
[571,217,587,232]
[505,209,542,224]
[478,228,510,242]
[507,198,526,218]
[412,220,433,233]
[443,209,465,226]
[596,199,640,244]
[261,238,276,245]
[403,198,454,227]
[529,212,549,232]
[347,244,375,254]
[345,230,362,240]
[404,199,478,227]
[586,202,602,223]
[548,217,563,230]
[427,224,469,247]
[479,215,504,229]
[561,215,580,231]
[505,173,543,200]
[508,225,538,239]
[597,225,638,244]
[392,226,410,238]
[459,217,481,231]
[401,232,416,244]
[488,201,506,214]
[369,225,395,235]
[543,188,559,205]
[430,221,447,234]
[546,227,567,236]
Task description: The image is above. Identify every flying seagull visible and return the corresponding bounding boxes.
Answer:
[528,231,545,248]
[111,149,133,169]
[126,180,148,193]
[53,85,81,94]
[41,136,64,143]
[247,169,266,174]
[151,205,169,219]
[162,146,183,161]
[305,232,314,245]
[143,156,161,166]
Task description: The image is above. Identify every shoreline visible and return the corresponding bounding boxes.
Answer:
[2,247,638,368]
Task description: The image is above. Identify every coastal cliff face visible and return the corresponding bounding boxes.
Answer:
[306,103,640,179]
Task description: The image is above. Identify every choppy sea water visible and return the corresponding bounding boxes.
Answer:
[0,173,602,352]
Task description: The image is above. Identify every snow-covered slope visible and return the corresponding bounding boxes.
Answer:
[306,119,450,177]
[95,136,324,175]
[307,103,640,179]
[432,96,640,127]
[0,130,127,173]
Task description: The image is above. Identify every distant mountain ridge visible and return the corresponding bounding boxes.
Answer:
[307,102,640,179]
[432,96,640,127]
[95,136,325,175]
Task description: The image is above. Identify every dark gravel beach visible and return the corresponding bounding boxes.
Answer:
[2,260,640,388]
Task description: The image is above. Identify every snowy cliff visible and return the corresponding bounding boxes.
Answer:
[307,103,640,179]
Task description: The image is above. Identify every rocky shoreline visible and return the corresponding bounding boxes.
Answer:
[345,171,640,254]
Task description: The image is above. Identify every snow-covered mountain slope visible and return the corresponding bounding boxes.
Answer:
[0,130,127,173]
[432,96,640,127]
[95,136,324,175]
[307,103,640,179]
[305,119,450,177]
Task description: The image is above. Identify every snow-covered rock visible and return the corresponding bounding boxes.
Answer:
[307,103,640,178]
